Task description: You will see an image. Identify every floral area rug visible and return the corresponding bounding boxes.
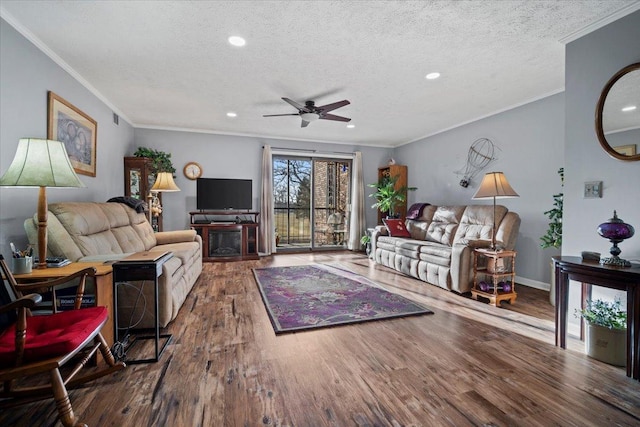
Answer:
[252,264,433,334]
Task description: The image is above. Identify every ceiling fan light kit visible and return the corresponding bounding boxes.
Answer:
[300,112,319,122]
[264,97,351,128]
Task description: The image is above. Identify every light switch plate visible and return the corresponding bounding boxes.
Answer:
[584,181,603,198]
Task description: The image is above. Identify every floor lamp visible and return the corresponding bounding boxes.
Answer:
[148,172,180,230]
[472,171,519,250]
[0,139,85,268]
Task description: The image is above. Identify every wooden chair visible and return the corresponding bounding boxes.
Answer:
[0,254,125,427]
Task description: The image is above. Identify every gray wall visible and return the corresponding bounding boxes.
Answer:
[133,128,391,232]
[564,11,640,312]
[0,18,135,257]
[395,93,565,287]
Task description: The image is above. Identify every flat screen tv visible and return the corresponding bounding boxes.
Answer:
[196,178,252,211]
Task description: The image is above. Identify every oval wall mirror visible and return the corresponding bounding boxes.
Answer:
[595,62,640,161]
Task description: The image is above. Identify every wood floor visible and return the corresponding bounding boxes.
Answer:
[2,252,639,426]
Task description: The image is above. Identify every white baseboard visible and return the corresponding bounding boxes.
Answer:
[515,276,550,292]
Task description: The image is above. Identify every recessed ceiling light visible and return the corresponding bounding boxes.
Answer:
[228,36,246,47]
[622,105,637,112]
[425,72,440,80]
[346,124,355,128]
[226,112,237,118]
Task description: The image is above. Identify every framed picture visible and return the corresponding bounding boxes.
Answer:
[614,144,637,156]
[47,91,97,177]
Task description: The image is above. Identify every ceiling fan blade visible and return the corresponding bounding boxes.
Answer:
[320,113,351,122]
[282,97,307,112]
[263,113,300,117]
[301,120,310,128]
[317,100,350,113]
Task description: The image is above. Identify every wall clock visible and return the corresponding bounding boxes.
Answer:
[183,162,202,180]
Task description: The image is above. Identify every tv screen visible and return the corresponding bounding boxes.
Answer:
[196,178,252,210]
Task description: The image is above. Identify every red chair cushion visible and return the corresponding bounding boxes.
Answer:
[0,306,107,365]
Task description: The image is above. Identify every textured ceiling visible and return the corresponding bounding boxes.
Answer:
[2,1,639,147]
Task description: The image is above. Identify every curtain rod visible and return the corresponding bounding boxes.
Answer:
[264,146,355,158]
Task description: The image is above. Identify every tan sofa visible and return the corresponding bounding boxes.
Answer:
[24,202,202,328]
[371,204,520,294]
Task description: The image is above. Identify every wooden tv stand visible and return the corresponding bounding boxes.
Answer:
[190,211,259,262]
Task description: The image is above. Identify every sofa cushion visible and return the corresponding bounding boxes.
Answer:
[424,206,464,246]
[376,237,397,252]
[383,218,411,237]
[453,205,507,244]
[406,220,429,240]
[426,222,458,246]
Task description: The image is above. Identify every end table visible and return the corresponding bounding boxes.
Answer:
[471,248,517,307]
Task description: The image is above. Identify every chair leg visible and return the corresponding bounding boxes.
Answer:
[96,332,118,367]
[50,368,86,427]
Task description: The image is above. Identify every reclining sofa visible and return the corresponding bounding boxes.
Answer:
[24,202,202,328]
[371,204,520,294]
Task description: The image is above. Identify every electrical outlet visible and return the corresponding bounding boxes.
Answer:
[584,181,603,198]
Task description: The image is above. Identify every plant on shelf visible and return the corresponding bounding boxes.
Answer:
[540,167,564,249]
[133,147,176,174]
[368,174,416,218]
[576,298,626,330]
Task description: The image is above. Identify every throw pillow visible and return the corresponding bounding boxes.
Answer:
[383,218,411,238]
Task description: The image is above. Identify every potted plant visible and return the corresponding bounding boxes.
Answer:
[575,298,627,366]
[134,147,176,174]
[368,174,416,219]
[541,167,563,306]
[360,234,371,256]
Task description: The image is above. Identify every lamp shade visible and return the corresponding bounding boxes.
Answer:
[151,172,180,192]
[0,138,84,188]
[472,172,519,199]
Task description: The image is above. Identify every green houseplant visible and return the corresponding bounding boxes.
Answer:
[368,174,416,218]
[540,167,564,249]
[134,147,176,174]
[541,167,563,306]
[360,234,371,256]
[576,298,627,366]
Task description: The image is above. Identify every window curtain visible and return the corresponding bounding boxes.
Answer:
[259,145,274,255]
[347,151,365,251]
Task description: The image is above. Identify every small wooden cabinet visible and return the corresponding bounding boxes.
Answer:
[377,164,408,224]
[124,157,162,231]
[471,248,517,307]
[190,211,259,262]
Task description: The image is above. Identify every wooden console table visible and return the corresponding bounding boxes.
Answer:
[190,211,259,261]
[14,262,115,348]
[553,256,640,380]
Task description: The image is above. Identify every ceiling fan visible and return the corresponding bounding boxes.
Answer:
[263,97,351,127]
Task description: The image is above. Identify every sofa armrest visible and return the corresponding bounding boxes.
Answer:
[155,229,198,245]
[370,225,388,259]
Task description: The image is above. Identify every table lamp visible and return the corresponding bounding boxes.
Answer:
[147,172,180,229]
[0,138,85,268]
[472,171,519,250]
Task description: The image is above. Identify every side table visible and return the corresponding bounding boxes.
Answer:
[553,256,640,380]
[471,248,517,307]
[14,262,115,347]
[112,251,173,364]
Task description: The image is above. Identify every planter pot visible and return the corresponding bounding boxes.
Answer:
[585,323,626,367]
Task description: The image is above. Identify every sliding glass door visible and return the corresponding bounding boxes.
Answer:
[273,156,351,251]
